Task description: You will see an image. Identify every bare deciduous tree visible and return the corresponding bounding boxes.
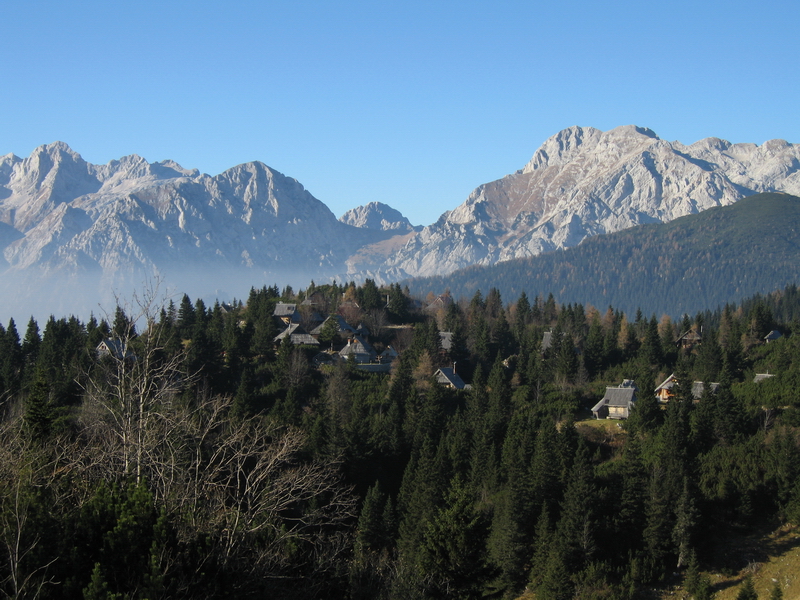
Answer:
[0,419,62,599]
[79,283,193,485]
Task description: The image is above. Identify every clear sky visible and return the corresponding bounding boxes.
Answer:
[3,0,799,226]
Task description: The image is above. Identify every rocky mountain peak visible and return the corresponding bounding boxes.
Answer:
[523,125,662,174]
[346,125,800,282]
[4,126,800,320]
[0,143,398,320]
[522,126,601,172]
[1,142,101,231]
[339,201,416,232]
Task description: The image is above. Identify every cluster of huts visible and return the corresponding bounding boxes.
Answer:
[589,375,723,420]
[269,301,403,373]
[589,326,785,420]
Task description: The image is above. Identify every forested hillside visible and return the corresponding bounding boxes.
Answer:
[1,279,800,599]
[406,192,800,318]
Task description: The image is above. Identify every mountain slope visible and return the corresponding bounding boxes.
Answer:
[349,126,800,281]
[0,142,391,318]
[405,192,800,317]
[3,126,800,321]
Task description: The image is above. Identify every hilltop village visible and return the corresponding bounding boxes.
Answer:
[1,279,799,599]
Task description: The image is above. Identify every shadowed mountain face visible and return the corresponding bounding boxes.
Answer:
[2,125,800,320]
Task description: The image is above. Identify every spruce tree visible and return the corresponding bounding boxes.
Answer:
[769,580,783,600]
[736,575,758,600]
[24,370,52,441]
[419,475,492,599]
[357,482,388,553]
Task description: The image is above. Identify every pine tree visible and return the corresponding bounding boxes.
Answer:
[24,370,52,441]
[357,482,388,553]
[528,504,553,589]
[642,315,664,367]
[769,579,783,600]
[515,291,531,342]
[537,546,573,600]
[672,478,698,568]
[736,575,758,600]
[397,436,445,562]
[419,475,492,598]
[584,315,605,377]
[387,283,409,322]
[1,318,23,397]
[552,441,596,574]
[176,293,196,339]
[642,468,674,581]
[625,388,662,436]
[612,439,647,555]
[83,562,121,600]
[684,549,714,600]
[493,309,515,358]
[21,317,41,374]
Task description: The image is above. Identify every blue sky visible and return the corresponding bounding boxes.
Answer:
[3,0,799,226]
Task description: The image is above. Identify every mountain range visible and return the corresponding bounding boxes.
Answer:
[2,125,799,319]
[405,191,800,318]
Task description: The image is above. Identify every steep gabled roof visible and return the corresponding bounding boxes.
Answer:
[274,303,298,318]
[691,381,720,398]
[96,338,135,360]
[339,335,377,362]
[274,323,319,346]
[676,329,702,346]
[311,315,357,336]
[657,374,719,399]
[603,386,636,407]
[312,351,341,367]
[439,331,454,351]
[435,367,467,389]
[592,380,636,417]
[380,346,399,361]
[655,373,677,393]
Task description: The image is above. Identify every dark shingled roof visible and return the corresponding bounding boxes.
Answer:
[592,381,637,417]
[435,367,467,390]
[274,323,319,346]
[274,303,298,317]
[339,336,377,363]
[310,315,356,336]
[603,386,636,406]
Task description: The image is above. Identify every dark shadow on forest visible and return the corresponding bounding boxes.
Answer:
[704,521,800,591]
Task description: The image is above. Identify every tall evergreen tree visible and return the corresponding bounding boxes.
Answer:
[736,575,758,600]
[419,475,492,599]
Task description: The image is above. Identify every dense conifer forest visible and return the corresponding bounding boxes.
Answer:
[406,192,800,318]
[1,278,800,599]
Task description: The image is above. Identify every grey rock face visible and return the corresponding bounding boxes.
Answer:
[3,125,800,319]
[339,201,418,232]
[355,125,800,280]
[0,143,385,318]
